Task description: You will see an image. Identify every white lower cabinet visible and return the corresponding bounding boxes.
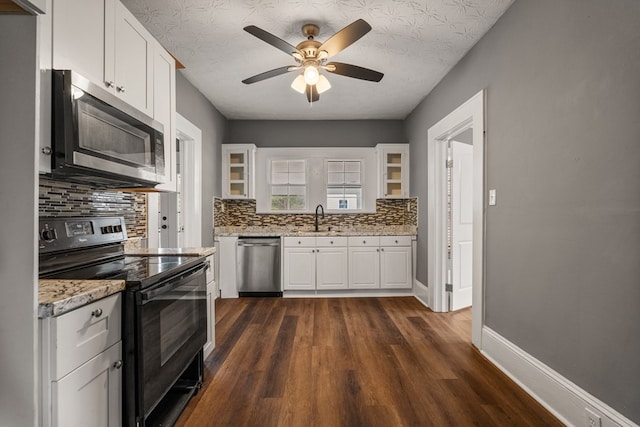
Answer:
[52,342,122,427]
[41,293,122,427]
[203,254,216,359]
[379,236,413,289]
[283,237,348,290]
[283,235,412,292]
[348,237,381,289]
[349,236,413,289]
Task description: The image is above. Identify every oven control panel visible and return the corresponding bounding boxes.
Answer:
[39,216,128,253]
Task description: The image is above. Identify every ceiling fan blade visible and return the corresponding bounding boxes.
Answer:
[242,66,295,84]
[325,62,383,82]
[319,19,372,58]
[306,85,319,103]
[244,25,302,57]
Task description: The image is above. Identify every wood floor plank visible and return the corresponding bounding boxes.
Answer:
[175,297,563,427]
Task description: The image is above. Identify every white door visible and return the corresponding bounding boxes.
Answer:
[316,248,348,290]
[380,246,412,289]
[283,248,316,290]
[450,140,474,310]
[348,247,380,289]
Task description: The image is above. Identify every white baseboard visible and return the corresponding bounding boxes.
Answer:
[481,327,637,427]
[414,279,429,308]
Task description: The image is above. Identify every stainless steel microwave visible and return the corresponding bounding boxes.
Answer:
[51,70,164,188]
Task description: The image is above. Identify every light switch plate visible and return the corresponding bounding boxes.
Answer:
[489,189,497,206]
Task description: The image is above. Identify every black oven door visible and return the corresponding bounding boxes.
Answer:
[136,263,207,419]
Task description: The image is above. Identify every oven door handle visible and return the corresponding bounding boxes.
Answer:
[139,263,207,302]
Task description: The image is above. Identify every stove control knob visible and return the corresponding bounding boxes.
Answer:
[41,228,58,241]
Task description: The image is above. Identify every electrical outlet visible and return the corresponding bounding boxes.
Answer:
[585,408,601,427]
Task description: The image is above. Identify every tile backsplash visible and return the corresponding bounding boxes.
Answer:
[39,178,147,238]
[214,198,417,229]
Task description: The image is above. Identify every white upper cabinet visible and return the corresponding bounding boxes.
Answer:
[52,0,110,87]
[222,144,256,199]
[153,42,177,191]
[110,0,154,116]
[376,144,410,199]
[52,0,154,116]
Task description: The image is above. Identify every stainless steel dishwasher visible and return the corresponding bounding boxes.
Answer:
[236,237,282,297]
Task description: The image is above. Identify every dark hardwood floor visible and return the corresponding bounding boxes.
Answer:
[175,297,562,427]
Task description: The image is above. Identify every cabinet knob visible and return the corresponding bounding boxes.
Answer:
[113,360,123,369]
[377,248,380,252]
[381,248,384,252]
[395,240,398,244]
[363,240,366,244]
[116,85,125,93]
[105,80,115,88]
[298,241,301,245]
[41,147,52,155]
[330,241,333,244]
[91,308,103,318]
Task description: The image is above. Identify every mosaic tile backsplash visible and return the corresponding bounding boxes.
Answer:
[214,198,417,228]
[39,178,147,238]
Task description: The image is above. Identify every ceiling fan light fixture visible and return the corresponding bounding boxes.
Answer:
[316,74,331,94]
[291,74,307,94]
[303,65,320,85]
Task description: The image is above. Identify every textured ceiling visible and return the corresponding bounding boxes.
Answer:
[121,0,514,120]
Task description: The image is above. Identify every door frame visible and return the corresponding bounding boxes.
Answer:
[427,89,485,348]
[176,113,202,247]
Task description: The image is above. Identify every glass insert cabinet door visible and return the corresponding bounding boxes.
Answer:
[377,144,410,199]
[222,144,256,199]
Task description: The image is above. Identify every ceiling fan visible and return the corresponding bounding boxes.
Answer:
[241,19,384,103]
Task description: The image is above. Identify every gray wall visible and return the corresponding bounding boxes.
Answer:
[405,0,640,422]
[176,72,227,246]
[227,120,406,147]
[0,16,39,427]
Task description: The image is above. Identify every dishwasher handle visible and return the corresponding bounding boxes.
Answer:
[237,241,280,247]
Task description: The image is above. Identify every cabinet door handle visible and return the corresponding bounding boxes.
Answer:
[105,80,114,88]
[113,360,123,369]
[91,308,103,318]
[116,85,125,93]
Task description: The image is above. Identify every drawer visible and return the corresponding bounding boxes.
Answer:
[348,236,380,247]
[206,254,215,284]
[51,293,121,380]
[316,236,348,247]
[380,236,412,247]
[284,236,316,247]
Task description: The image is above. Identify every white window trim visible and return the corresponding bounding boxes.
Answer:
[324,158,366,213]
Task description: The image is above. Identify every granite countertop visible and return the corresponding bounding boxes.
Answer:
[215,225,417,237]
[38,279,126,318]
[124,247,216,257]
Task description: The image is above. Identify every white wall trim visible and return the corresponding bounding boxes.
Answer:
[414,279,429,308]
[481,327,637,427]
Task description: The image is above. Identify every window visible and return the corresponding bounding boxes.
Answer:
[326,160,362,210]
[270,159,306,211]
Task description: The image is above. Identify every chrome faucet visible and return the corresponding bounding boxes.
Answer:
[314,204,325,232]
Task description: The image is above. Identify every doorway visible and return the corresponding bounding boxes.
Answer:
[427,90,484,348]
[147,113,203,248]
